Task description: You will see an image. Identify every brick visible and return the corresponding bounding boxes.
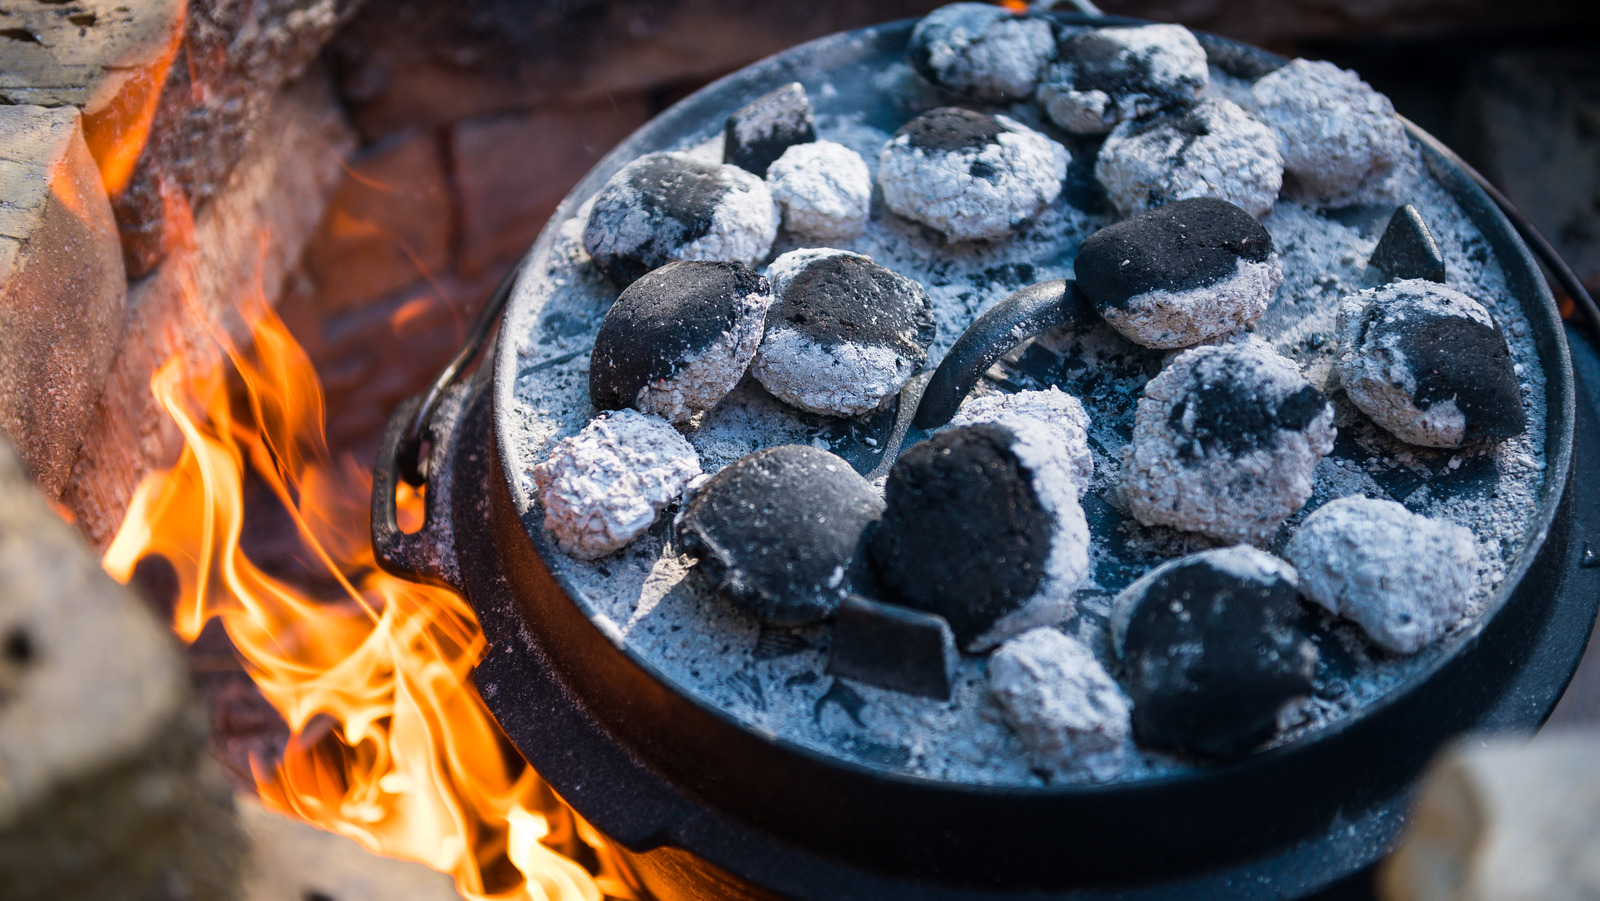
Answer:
[0,436,245,900]
[0,0,186,196]
[0,104,126,497]
[63,68,357,549]
[452,98,652,276]
[308,129,454,312]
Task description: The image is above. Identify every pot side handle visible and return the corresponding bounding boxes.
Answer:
[372,393,466,592]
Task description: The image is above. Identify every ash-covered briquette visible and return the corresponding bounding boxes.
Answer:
[1369,204,1446,284]
[907,3,1057,103]
[1037,24,1208,135]
[675,445,884,624]
[1121,338,1335,545]
[989,627,1131,782]
[582,152,778,286]
[1112,546,1316,760]
[724,82,817,178]
[827,595,959,700]
[590,261,773,425]
[1335,279,1525,448]
[949,387,1093,497]
[1074,197,1282,348]
[1244,59,1410,207]
[531,410,703,560]
[1286,496,1482,655]
[870,421,1090,652]
[766,141,872,242]
[1094,96,1283,219]
[878,107,1069,242]
[752,249,936,417]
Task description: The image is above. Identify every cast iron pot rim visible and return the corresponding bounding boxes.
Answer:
[489,14,1577,798]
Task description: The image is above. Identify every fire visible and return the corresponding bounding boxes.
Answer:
[100,222,635,899]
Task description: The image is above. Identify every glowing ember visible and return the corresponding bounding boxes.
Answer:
[100,221,634,900]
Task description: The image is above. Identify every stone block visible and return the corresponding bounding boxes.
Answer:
[0,0,186,195]
[0,436,245,900]
[308,129,453,313]
[1380,732,1600,901]
[328,0,948,139]
[452,98,652,276]
[63,68,357,550]
[238,796,467,901]
[0,104,126,497]
[114,0,366,278]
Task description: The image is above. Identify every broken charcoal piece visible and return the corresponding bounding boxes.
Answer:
[752,248,937,417]
[583,152,778,286]
[1121,338,1335,545]
[590,260,773,425]
[989,627,1131,782]
[1369,204,1446,284]
[878,107,1069,242]
[724,82,817,178]
[827,595,958,700]
[1286,496,1481,654]
[1075,197,1283,348]
[676,445,884,625]
[1336,279,1525,448]
[1037,24,1208,135]
[907,3,1057,103]
[870,421,1089,652]
[1112,546,1316,760]
[1095,97,1283,219]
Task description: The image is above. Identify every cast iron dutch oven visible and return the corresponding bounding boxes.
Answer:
[371,12,1600,901]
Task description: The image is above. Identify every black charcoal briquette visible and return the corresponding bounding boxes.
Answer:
[870,422,1089,652]
[590,261,773,425]
[907,3,1057,103]
[676,445,884,625]
[827,595,958,700]
[724,82,817,178]
[1075,197,1282,348]
[1112,546,1316,761]
[1369,204,1446,284]
[1037,24,1208,134]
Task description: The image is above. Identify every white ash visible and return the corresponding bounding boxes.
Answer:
[1245,59,1411,208]
[1095,96,1284,219]
[1110,544,1298,657]
[878,114,1069,242]
[909,3,1057,103]
[1103,255,1284,349]
[1285,496,1481,654]
[1121,338,1336,545]
[634,287,773,426]
[988,627,1132,782]
[766,141,872,242]
[530,410,703,560]
[1037,24,1208,135]
[950,387,1093,496]
[752,329,910,417]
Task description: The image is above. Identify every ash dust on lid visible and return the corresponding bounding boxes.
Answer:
[1075,197,1273,311]
[898,107,1006,154]
[772,252,936,358]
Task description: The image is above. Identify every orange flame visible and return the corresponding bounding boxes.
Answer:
[101,215,635,899]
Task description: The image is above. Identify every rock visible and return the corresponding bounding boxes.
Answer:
[582,152,778,287]
[1121,338,1335,545]
[532,410,703,560]
[0,0,185,195]
[1037,24,1208,135]
[62,69,356,549]
[1244,59,1410,207]
[1112,546,1315,760]
[827,595,958,700]
[0,104,126,496]
[590,260,774,425]
[870,421,1090,652]
[1095,96,1284,219]
[1286,496,1481,654]
[752,249,936,418]
[676,445,884,625]
[1370,204,1447,284]
[949,387,1094,497]
[0,436,246,900]
[906,3,1057,104]
[723,82,816,178]
[989,627,1131,782]
[766,141,872,243]
[1379,733,1600,901]
[1336,279,1525,448]
[1074,197,1282,348]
